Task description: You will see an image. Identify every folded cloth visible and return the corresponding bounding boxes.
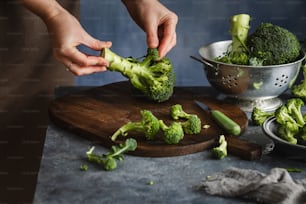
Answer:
[198,167,306,204]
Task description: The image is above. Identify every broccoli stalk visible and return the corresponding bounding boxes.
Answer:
[170,104,202,134]
[215,14,251,65]
[212,135,227,159]
[251,106,275,126]
[86,138,137,171]
[101,48,175,102]
[292,64,306,101]
[111,110,160,141]
[159,120,184,144]
[286,98,305,127]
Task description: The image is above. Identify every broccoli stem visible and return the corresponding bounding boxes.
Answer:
[111,122,144,141]
[101,48,152,93]
[230,14,250,52]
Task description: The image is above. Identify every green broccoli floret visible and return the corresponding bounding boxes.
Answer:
[101,48,175,102]
[159,120,184,144]
[292,64,306,101]
[286,98,305,127]
[212,135,227,159]
[181,115,202,135]
[247,23,301,65]
[277,123,298,144]
[170,104,190,120]
[251,106,275,126]
[297,125,306,143]
[170,104,202,134]
[86,138,137,171]
[111,110,160,141]
[275,105,301,144]
[215,14,250,65]
[275,105,299,127]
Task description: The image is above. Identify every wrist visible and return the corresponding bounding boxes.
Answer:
[20,0,66,22]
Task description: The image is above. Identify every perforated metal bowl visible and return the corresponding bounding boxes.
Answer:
[197,40,305,112]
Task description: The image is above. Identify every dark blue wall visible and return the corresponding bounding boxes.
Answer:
[77,0,306,86]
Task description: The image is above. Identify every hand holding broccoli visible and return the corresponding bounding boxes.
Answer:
[101,48,175,102]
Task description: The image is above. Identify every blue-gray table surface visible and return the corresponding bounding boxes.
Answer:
[33,86,306,204]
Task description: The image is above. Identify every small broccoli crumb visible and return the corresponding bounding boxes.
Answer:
[285,168,303,173]
[80,164,88,171]
[147,180,154,185]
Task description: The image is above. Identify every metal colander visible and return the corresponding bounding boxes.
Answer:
[196,40,305,112]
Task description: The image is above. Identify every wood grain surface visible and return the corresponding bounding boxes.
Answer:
[49,82,260,158]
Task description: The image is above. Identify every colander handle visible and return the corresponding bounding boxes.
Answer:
[190,56,214,68]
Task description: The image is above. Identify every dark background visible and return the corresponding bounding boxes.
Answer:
[77,0,306,87]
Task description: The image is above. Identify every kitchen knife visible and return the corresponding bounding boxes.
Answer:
[194,100,241,136]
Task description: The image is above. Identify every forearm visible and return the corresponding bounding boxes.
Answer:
[19,0,66,22]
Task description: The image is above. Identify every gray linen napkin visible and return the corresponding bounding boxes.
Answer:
[198,167,306,204]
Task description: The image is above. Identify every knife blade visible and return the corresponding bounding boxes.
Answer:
[194,100,241,136]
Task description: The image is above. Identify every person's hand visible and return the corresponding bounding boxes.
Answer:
[45,10,112,76]
[122,0,178,58]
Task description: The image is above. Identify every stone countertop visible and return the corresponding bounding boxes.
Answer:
[33,86,306,204]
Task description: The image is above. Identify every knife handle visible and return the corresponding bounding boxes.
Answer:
[211,110,241,136]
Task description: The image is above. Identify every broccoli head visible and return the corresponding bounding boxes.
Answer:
[212,135,227,159]
[101,48,175,102]
[247,23,301,65]
[215,14,251,65]
[251,106,275,126]
[286,98,305,127]
[111,110,160,141]
[159,120,184,144]
[292,64,306,101]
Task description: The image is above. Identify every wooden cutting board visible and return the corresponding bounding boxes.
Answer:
[49,81,259,159]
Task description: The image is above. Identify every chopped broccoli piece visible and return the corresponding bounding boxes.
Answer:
[251,106,275,126]
[79,164,88,171]
[147,180,154,185]
[275,105,299,127]
[86,138,137,171]
[159,120,184,144]
[285,168,303,173]
[181,115,202,135]
[277,123,298,144]
[170,104,190,120]
[215,14,250,65]
[111,110,160,141]
[297,125,306,143]
[212,135,227,159]
[170,104,202,134]
[101,48,175,102]
[292,64,306,101]
[275,105,301,144]
[286,98,305,127]
[247,23,301,65]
